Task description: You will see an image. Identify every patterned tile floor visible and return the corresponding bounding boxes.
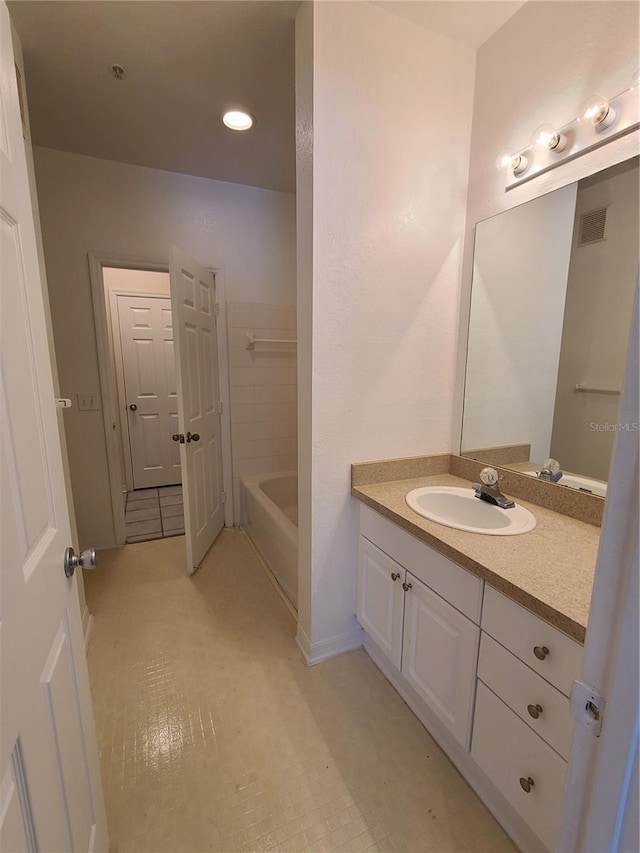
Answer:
[125,485,184,543]
[85,531,518,853]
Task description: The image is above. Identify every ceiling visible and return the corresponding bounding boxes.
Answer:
[9,1,299,193]
[9,1,526,194]
[374,1,526,48]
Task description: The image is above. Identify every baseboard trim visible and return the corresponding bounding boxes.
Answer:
[296,624,364,666]
[82,606,95,651]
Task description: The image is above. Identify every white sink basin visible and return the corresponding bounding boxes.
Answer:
[406,486,536,535]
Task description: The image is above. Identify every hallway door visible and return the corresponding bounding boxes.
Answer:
[0,3,108,849]
[117,294,181,489]
[169,246,225,572]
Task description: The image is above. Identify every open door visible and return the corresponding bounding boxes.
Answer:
[0,4,108,849]
[169,246,225,572]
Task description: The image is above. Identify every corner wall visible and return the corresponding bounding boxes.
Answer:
[297,2,476,659]
[33,147,296,548]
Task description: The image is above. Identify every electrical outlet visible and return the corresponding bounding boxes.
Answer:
[77,393,100,411]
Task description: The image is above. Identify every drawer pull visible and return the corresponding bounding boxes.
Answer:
[527,703,544,719]
[391,572,400,581]
[533,645,550,661]
[402,581,412,592]
[519,776,535,793]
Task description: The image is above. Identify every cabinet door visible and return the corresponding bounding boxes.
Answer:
[357,537,405,669]
[402,574,479,747]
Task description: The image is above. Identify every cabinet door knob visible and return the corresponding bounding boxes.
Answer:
[391,572,400,581]
[519,776,535,793]
[533,645,549,661]
[402,581,412,592]
[527,703,543,719]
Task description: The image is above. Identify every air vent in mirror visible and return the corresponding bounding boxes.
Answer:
[578,206,607,246]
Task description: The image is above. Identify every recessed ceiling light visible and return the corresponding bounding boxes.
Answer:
[222,110,254,131]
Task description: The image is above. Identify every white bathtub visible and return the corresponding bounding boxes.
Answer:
[241,472,298,609]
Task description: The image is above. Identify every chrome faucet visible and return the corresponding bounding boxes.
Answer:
[537,458,563,483]
[473,467,515,509]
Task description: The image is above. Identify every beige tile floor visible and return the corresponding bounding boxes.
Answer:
[85,530,518,853]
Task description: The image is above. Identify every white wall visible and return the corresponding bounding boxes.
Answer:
[296,2,476,658]
[33,147,296,548]
[457,0,640,443]
[462,183,577,462]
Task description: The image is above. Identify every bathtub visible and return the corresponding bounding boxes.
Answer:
[241,472,298,609]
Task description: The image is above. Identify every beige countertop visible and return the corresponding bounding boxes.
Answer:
[352,471,600,643]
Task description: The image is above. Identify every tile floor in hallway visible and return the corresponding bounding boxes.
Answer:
[125,485,184,543]
[85,530,518,853]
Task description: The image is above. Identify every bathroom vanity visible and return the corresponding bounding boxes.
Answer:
[351,454,600,853]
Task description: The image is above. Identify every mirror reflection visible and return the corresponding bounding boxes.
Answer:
[461,157,639,497]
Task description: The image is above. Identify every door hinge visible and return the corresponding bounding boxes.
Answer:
[221,491,227,504]
[571,680,605,736]
[214,303,220,318]
[217,400,223,414]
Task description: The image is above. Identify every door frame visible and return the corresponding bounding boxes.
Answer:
[88,252,234,546]
[109,289,173,493]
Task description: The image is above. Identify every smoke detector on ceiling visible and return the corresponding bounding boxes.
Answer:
[111,64,126,80]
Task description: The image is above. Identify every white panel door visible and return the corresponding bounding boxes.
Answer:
[0,4,108,850]
[169,246,224,572]
[356,537,405,669]
[117,294,181,489]
[401,574,479,748]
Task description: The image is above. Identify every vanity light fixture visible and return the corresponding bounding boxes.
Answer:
[222,110,254,131]
[579,94,617,131]
[498,80,639,191]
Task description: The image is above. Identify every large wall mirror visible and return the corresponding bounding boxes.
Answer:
[461,156,638,498]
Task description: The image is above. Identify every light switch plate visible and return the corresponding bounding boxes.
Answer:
[77,393,100,411]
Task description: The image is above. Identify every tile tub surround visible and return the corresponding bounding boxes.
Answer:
[351,458,600,643]
[228,301,297,523]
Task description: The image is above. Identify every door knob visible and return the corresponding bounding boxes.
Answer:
[186,432,200,443]
[64,547,97,578]
[129,404,137,411]
[172,433,185,443]
[519,776,535,793]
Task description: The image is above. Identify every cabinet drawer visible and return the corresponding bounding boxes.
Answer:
[472,682,566,851]
[360,504,483,622]
[482,586,583,696]
[478,633,573,759]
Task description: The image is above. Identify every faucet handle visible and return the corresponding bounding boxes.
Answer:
[479,467,499,487]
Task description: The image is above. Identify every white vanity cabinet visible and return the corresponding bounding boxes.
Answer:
[471,587,584,851]
[357,505,482,748]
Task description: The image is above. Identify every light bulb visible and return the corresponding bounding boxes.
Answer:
[495,151,528,175]
[222,110,254,131]
[579,95,616,130]
[531,123,568,153]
